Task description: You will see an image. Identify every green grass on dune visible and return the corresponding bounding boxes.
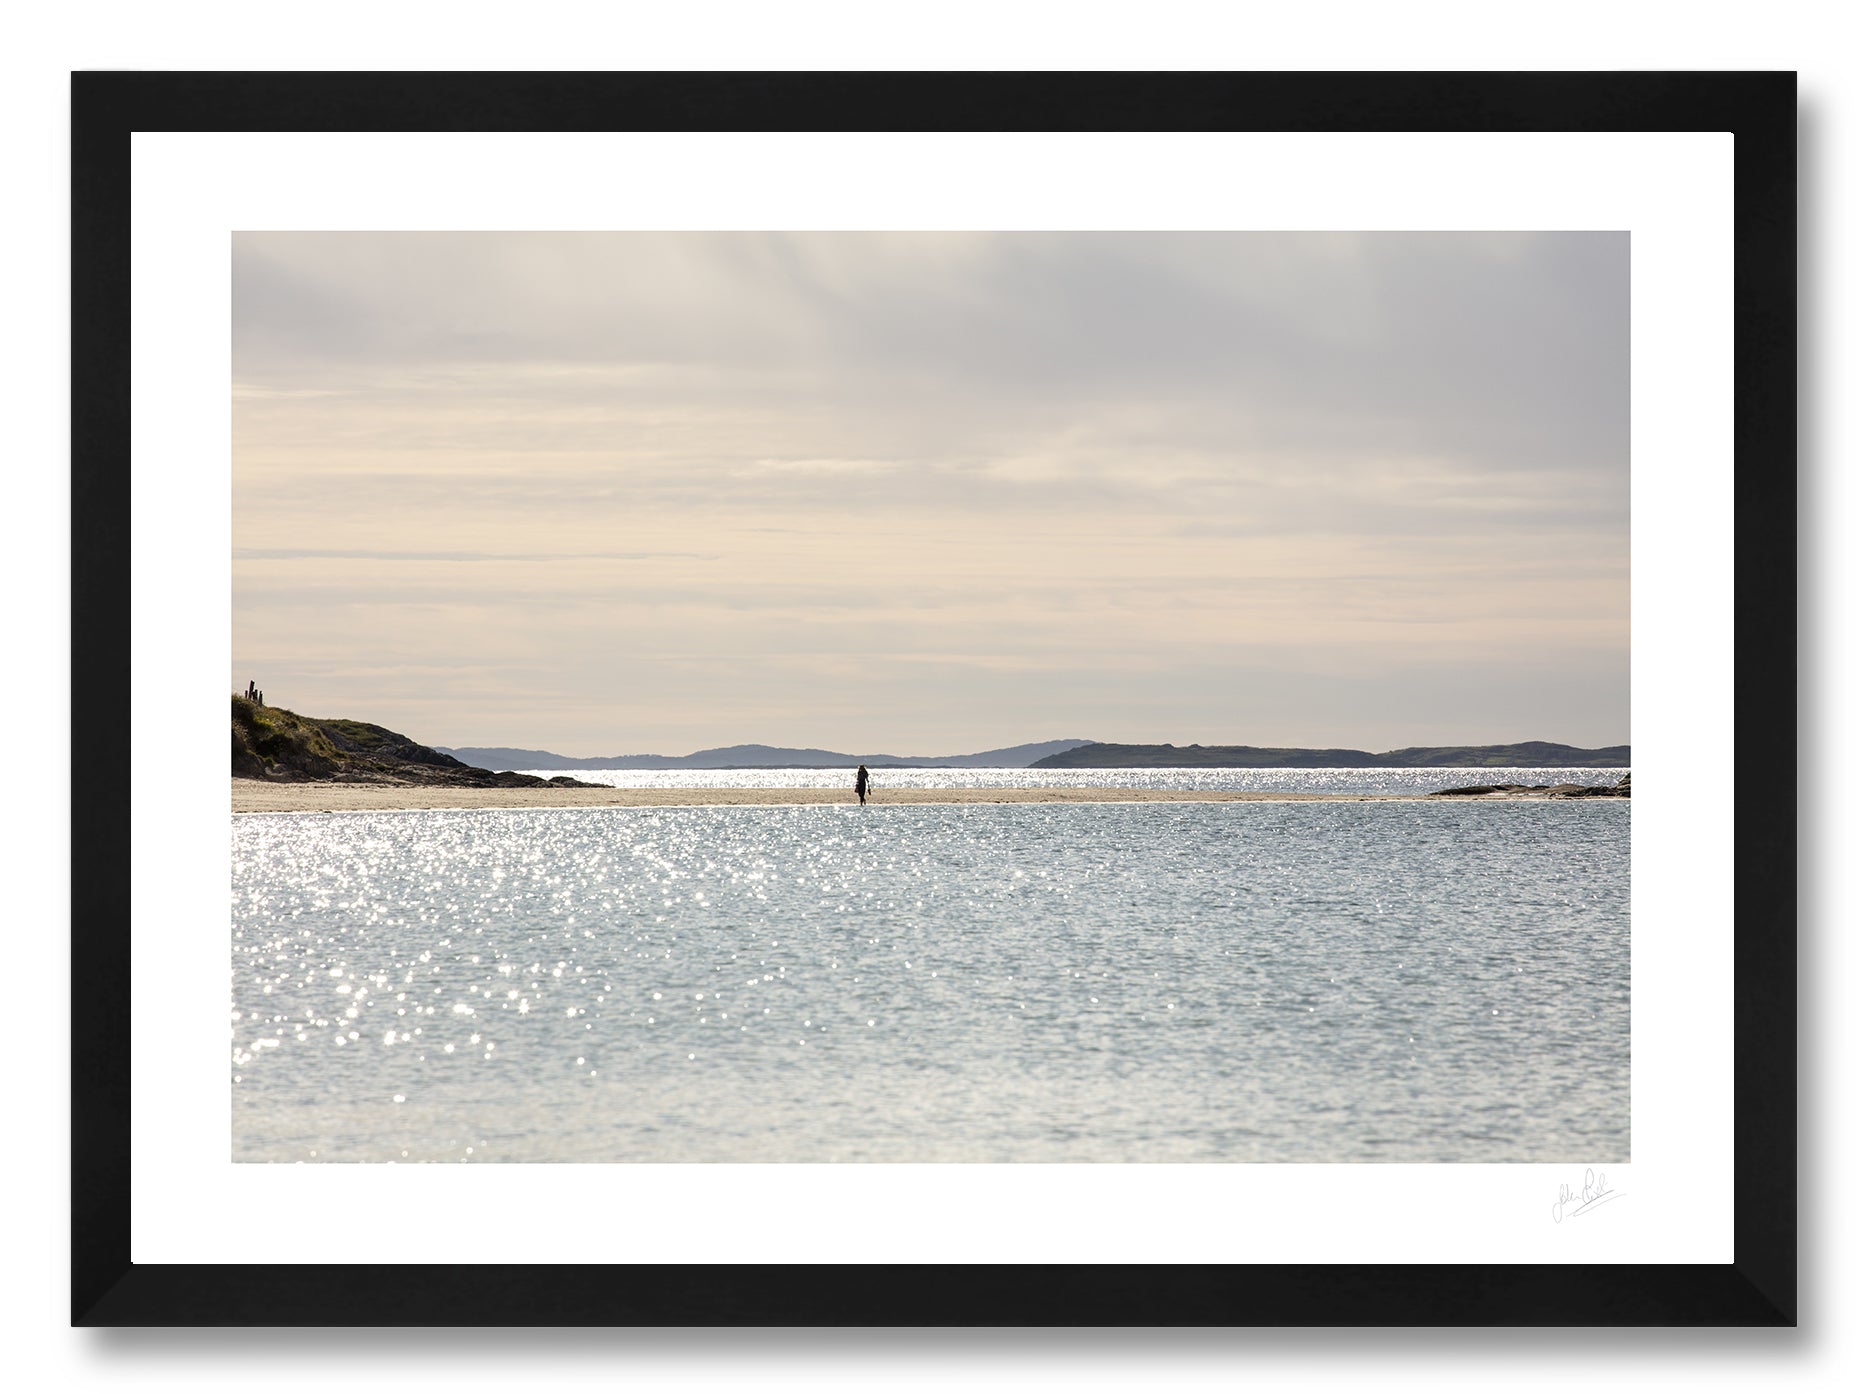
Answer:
[231,695,343,776]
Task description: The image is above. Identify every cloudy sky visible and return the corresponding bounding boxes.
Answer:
[232,232,1628,756]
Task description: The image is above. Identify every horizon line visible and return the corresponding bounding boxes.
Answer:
[433,735,1634,760]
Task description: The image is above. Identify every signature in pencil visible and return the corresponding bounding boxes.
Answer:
[1552,1168,1623,1222]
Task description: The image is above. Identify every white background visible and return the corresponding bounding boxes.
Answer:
[132,130,1725,1266]
[5,1,1848,1390]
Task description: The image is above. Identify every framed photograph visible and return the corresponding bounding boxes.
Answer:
[73,72,1795,1324]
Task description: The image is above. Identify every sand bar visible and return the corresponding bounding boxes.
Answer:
[230,782,1600,815]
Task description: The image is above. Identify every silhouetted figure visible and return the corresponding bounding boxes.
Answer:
[855,764,870,805]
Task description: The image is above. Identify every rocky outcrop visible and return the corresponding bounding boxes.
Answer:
[231,695,597,789]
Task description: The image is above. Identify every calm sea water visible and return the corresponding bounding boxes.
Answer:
[231,800,1629,1163]
[520,765,1627,795]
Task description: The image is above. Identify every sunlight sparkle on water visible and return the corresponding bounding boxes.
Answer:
[231,800,1629,1163]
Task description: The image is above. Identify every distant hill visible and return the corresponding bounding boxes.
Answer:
[435,738,1096,770]
[1033,740,1631,769]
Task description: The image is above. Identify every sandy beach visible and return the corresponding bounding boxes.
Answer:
[229,782,1598,814]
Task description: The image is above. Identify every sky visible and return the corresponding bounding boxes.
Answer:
[232,231,1629,756]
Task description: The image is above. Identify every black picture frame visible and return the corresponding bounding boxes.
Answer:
[71,71,1796,1326]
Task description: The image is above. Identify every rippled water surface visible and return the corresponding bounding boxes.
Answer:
[232,802,1629,1163]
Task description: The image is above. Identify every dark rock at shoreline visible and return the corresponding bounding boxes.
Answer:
[318,764,599,790]
[1431,777,1630,799]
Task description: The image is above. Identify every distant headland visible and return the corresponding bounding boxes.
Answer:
[433,739,1096,771]
[435,738,1629,771]
[1032,740,1630,769]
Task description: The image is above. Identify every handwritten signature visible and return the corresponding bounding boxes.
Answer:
[1551,1168,1622,1222]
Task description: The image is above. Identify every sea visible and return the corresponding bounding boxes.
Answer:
[231,768,1629,1164]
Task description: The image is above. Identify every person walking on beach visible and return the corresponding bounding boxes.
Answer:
[855,764,870,805]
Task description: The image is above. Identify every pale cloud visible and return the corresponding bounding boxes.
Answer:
[233,232,1628,755]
